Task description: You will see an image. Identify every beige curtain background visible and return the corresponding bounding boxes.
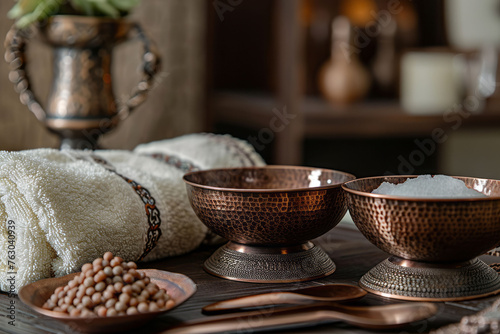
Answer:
[0,0,205,151]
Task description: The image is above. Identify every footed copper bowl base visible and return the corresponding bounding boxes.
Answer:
[360,256,500,301]
[204,241,336,283]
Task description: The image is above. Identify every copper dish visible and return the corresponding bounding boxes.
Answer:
[342,175,500,301]
[183,166,355,283]
[18,269,196,333]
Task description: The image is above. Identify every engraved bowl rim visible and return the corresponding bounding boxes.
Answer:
[342,175,500,202]
[183,165,356,193]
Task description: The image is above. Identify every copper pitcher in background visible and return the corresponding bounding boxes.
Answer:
[4,16,161,149]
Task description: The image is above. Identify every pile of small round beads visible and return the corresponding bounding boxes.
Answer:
[42,252,173,317]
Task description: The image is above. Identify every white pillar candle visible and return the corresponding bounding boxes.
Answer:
[401,52,464,115]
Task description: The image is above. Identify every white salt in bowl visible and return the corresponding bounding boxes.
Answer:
[342,175,500,262]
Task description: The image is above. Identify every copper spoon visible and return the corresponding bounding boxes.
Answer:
[163,302,438,334]
[203,283,367,314]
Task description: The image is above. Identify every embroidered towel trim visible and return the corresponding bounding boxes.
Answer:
[89,154,162,261]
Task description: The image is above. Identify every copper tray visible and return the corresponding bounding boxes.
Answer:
[18,269,196,333]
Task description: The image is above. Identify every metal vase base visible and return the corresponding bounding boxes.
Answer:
[204,241,336,283]
[360,256,500,301]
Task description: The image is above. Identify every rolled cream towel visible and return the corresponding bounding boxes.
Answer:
[0,133,265,292]
[134,132,265,169]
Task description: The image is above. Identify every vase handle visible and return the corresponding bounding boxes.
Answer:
[116,23,162,121]
[4,26,46,123]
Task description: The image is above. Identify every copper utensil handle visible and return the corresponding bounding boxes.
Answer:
[3,23,161,122]
[203,292,314,313]
[202,284,368,314]
[163,302,438,334]
[164,303,343,334]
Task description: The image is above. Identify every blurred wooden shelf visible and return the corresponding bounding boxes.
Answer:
[206,0,500,165]
[213,91,500,140]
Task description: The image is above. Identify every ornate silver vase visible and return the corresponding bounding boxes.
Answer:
[4,16,161,149]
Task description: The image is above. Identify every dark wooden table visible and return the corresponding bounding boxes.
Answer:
[2,223,499,334]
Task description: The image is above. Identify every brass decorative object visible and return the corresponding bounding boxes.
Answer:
[183,166,355,283]
[4,16,161,149]
[343,175,500,301]
[318,16,371,105]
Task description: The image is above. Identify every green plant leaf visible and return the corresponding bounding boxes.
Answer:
[88,0,120,18]
[7,3,24,19]
[7,0,39,19]
[8,0,141,27]
[13,0,62,28]
[69,0,95,16]
[109,0,140,12]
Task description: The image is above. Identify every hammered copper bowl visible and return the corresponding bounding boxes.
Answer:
[183,166,355,283]
[342,175,500,301]
[184,166,355,245]
[342,176,500,262]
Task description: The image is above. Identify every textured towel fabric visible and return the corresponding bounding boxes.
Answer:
[0,133,265,293]
[134,133,265,170]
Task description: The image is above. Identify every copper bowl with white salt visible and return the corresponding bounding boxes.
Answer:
[342,175,500,301]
